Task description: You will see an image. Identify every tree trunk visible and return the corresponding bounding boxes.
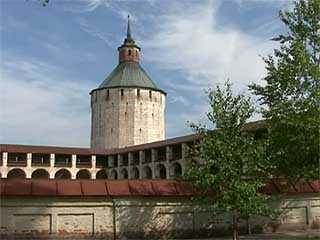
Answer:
[247,217,252,235]
[232,210,239,240]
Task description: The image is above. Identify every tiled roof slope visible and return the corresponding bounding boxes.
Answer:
[92,61,165,94]
[0,120,268,154]
[0,133,202,155]
[0,179,318,197]
[0,179,194,197]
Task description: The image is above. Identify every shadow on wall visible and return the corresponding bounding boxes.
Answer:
[0,179,55,239]
[114,179,207,239]
[1,178,317,239]
[115,191,176,238]
[0,179,115,239]
[116,199,174,239]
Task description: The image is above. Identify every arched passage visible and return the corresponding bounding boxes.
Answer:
[142,166,152,179]
[32,169,49,179]
[96,170,108,179]
[7,168,26,179]
[76,169,91,179]
[55,169,71,179]
[130,167,139,179]
[155,164,167,179]
[170,162,182,179]
[109,169,118,179]
[119,168,128,179]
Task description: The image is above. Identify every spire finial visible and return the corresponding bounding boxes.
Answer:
[127,15,132,38]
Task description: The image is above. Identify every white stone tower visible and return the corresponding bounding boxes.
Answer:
[90,17,166,150]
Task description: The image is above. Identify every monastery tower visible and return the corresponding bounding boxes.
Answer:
[90,17,166,149]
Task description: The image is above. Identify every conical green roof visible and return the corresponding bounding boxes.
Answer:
[93,61,165,94]
[91,16,165,95]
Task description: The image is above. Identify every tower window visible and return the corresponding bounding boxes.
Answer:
[137,89,140,97]
[106,90,110,100]
[149,90,152,99]
[121,89,124,97]
[128,49,131,56]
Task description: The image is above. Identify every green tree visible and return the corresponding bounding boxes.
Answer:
[250,0,320,179]
[185,81,270,240]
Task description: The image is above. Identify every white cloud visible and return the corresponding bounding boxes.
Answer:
[0,55,91,147]
[1,0,285,146]
[77,18,117,48]
[165,102,210,138]
[143,0,276,94]
[140,0,278,136]
[63,0,111,12]
[83,0,108,11]
[235,0,293,9]
[168,94,189,106]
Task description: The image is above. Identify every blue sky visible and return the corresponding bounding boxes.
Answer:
[0,0,292,147]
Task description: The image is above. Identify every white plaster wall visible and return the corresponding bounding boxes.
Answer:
[91,88,165,150]
[0,195,319,239]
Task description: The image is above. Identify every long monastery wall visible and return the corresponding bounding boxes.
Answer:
[1,194,319,239]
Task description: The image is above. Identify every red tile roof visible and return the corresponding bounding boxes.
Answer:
[128,180,155,195]
[0,133,202,156]
[0,120,268,156]
[32,180,57,195]
[0,178,318,197]
[107,180,132,196]
[81,180,108,196]
[0,179,197,197]
[151,180,178,196]
[261,179,320,195]
[56,180,83,196]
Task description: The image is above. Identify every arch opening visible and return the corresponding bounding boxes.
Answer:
[130,167,139,179]
[142,166,152,179]
[55,169,71,179]
[119,168,128,179]
[76,169,91,179]
[170,162,182,179]
[156,164,167,179]
[7,168,26,179]
[32,169,49,179]
[109,169,118,179]
[96,169,108,179]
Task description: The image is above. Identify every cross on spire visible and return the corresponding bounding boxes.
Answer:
[123,15,135,44]
[127,15,132,39]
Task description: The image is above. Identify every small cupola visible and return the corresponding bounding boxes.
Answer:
[118,16,141,63]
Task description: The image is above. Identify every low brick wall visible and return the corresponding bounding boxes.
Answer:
[1,194,320,239]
